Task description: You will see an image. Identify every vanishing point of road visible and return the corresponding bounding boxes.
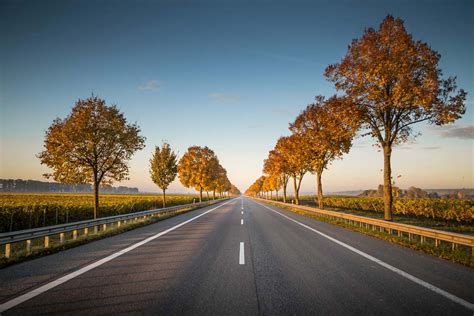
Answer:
[1,197,473,315]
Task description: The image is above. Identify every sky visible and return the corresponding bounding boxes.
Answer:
[1,0,473,194]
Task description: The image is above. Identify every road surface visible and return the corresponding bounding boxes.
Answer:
[1,197,473,315]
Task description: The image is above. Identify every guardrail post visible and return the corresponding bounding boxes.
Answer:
[420,236,425,244]
[94,225,98,234]
[118,221,121,228]
[26,239,31,253]
[73,230,77,240]
[84,227,88,236]
[435,239,439,247]
[102,224,106,231]
[5,243,11,258]
[44,236,49,248]
[408,233,412,241]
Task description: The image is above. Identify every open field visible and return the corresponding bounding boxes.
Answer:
[0,193,208,232]
[268,195,474,235]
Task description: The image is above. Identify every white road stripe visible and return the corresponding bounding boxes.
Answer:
[255,201,474,312]
[0,199,236,313]
[239,242,245,265]
[241,211,243,215]
[241,219,244,225]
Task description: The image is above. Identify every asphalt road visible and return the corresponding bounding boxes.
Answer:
[1,197,473,315]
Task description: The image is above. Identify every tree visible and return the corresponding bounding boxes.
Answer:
[263,147,290,202]
[290,95,359,209]
[276,135,312,205]
[149,142,178,208]
[38,96,146,218]
[325,15,466,220]
[178,146,218,202]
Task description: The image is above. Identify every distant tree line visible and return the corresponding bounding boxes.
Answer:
[0,179,139,194]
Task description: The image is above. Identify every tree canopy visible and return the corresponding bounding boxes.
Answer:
[38,96,146,218]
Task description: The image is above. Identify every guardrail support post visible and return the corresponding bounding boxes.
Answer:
[5,243,11,258]
[60,232,65,244]
[73,230,77,240]
[26,239,31,253]
[102,224,106,231]
[94,225,98,234]
[84,227,88,236]
[44,236,49,248]
[118,221,121,228]
[420,236,425,244]
[435,239,439,247]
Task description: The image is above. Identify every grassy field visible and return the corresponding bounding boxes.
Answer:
[269,195,474,235]
[0,192,208,232]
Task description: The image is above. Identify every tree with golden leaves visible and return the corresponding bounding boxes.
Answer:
[276,135,312,205]
[325,15,466,220]
[38,96,146,219]
[149,142,178,208]
[263,147,290,202]
[178,146,218,202]
[290,95,359,209]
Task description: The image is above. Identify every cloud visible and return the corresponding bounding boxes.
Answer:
[437,124,474,140]
[138,80,160,91]
[208,93,240,103]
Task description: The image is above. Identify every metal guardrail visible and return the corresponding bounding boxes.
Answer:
[256,198,474,254]
[0,199,227,258]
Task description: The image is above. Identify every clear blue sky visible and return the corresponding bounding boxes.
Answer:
[1,0,473,194]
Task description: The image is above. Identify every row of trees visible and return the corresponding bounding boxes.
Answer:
[39,96,239,219]
[246,15,466,221]
[0,179,139,193]
[150,143,239,207]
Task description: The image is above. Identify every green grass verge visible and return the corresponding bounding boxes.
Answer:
[263,200,474,268]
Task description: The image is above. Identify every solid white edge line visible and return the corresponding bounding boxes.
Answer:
[255,201,474,312]
[0,198,236,313]
[239,242,245,265]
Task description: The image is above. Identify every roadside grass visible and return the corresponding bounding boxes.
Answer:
[0,204,202,268]
[263,201,473,268]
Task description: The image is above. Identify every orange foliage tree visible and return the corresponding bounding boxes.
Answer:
[325,15,466,220]
[290,95,359,209]
[38,96,146,219]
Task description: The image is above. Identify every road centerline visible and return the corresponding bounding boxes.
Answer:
[254,200,474,312]
[239,242,245,265]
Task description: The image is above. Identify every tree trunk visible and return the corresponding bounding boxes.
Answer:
[206,191,209,200]
[276,190,278,201]
[93,177,99,219]
[199,187,203,202]
[293,176,299,205]
[162,189,166,208]
[270,191,273,200]
[316,171,323,209]
[383,145,393,221]
[213,190,216,200]
[283,182,287,203]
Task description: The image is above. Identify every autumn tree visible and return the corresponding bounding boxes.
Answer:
[325,15,466,220]
[290,95,359,209]
[263,147,290,202]
[149,142,178,208]
[178,146,218,202]
[38,96,146,219]
[276,135,312,205]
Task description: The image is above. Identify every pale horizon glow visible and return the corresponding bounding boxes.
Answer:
[1,1,473,194]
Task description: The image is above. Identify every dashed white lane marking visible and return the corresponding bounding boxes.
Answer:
[241,211,243,215]
[255,201,474,312]
[0,199,236,313]
[239,242,245,265]
[241,219,244,225]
